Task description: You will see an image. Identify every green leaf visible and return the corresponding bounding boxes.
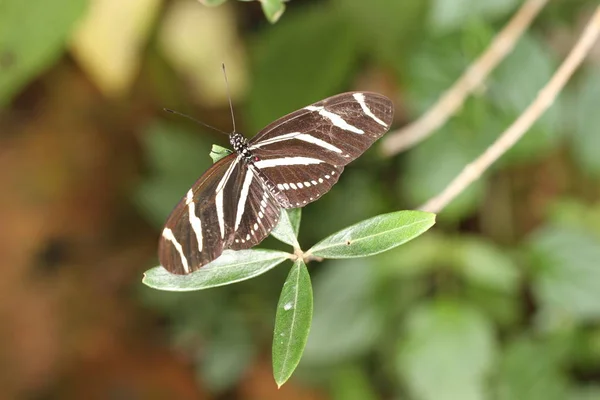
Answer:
[455,237,520,293]
[198,314,255,392]
[332,0,427,65]
[494,336,569,400]
[430,0,519,32]
[572,69,600,176]
[135,122,213,226]
[331,366,378,400]
[143,249,291,291]
[303,259,382,365]
[0,0,88,105]
[308,210,435,259]
[260,0,286,23]
[270,208,301,248]
[197,0,228,6]
[210,144,233,164]
[528,226,600,322]
[247,4,357,132]
[272,259,313,387]
[397,300,496,400]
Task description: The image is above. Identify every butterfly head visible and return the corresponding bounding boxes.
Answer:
[230,132,254,162]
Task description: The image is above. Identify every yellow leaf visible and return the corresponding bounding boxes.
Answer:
[159,1,248,107]
[70,0,161,97]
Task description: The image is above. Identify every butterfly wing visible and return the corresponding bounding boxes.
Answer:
[158,154,283,274]
[158,154,239,274]
[227,164,282,250]
[248,92,393,208]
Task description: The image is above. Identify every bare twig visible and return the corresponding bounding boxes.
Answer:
[381,0,549,156]
[420,6,600,214]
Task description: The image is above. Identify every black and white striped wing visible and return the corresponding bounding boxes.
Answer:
[248,92,393,208]
[158,155,280,274]
[227,164,281,250]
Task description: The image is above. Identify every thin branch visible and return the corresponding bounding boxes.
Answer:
[381,0,549,156]
[420,6,600,214]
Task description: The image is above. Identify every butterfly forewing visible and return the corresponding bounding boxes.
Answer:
[158,154,239,274]
[249,92,393,208]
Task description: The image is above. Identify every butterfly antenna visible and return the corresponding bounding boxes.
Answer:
[222,63,236,133]
[163,108,229,136]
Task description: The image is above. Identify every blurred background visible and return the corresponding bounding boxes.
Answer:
[2,0,600,398]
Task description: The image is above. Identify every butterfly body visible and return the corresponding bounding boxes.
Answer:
[159,92,394,274]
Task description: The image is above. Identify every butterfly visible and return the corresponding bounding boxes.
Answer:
[159,92,394,274]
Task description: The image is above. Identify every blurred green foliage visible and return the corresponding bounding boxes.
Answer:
[0,0,88,106]
[134,0,600,395]
[4,0,600,397]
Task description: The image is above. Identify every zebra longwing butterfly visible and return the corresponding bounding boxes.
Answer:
[159,92,394,274]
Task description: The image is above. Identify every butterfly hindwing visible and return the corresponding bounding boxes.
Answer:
[228,164,282,250]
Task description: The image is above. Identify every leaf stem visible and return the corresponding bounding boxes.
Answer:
[380,0,549,156]
[420,6,600,214]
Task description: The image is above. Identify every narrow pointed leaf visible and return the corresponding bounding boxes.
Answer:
[143,249,291,291]
[210,144,233,163]
[308,211,436,259]
[272,259,313,387]
[271,208,301,248]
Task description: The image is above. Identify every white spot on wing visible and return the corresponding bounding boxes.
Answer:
[284,302,293,311]
[290,183,297,190]
[255,157,324,168]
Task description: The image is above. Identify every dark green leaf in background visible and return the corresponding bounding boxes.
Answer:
[143,249,291,291]
[198,313,255,392]
[0,0,88,105]
[136,122,214,226]
[247,4,357,132]
[270,208,301,248]
[402,130,486,222]
[494,336,569,400]
[429,0,520,32]
[308,210,435,259]
[272,259,313,387]
[397,300,496,400]
[332,0,427,66]
[528,226,600,323]
[331,365,379,400]
[302,259,382,365]
[454,237,520,294]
